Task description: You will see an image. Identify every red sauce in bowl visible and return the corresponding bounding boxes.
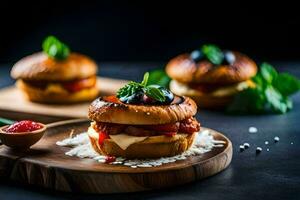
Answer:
[4,120,43,133]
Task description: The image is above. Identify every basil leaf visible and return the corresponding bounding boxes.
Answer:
[201,44,224,65]
[42,35,70,60]
[273,73,300,96]
[144,85,166,102]
[148,69,171,88]
[227,87,266,114]
[116,82,142,99]
[260,62,278,83]
[140,72,149,86]
[227,62,299,115]
[265,85,291,114]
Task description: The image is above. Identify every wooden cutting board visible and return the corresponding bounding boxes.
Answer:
[0,77,128,120]
[0,120,232,193]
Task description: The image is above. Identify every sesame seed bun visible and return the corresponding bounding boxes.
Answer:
[11,52,97,81]
[166,51,257,84]
[88,95,198,125]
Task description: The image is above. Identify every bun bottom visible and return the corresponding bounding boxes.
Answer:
[88,129,197,159]
[17,80,99,104]
[169,80,248,108]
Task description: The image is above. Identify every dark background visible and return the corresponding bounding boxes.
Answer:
[0,1,300,63]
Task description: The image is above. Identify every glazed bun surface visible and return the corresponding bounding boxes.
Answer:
[88,95,197,125]
[88,129,197,159]
[11,52,97,81]
[166,52,257,84]
[17,80,99,104]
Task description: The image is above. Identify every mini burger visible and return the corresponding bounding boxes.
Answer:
[10,36,98,104]
[166,44,257,108]
[87,73,200,159]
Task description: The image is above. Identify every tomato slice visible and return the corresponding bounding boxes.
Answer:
[179,118,200,134]
[63,76,96,92]
[98,132,109,146]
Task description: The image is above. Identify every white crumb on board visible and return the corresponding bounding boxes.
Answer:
[56,129,225,168]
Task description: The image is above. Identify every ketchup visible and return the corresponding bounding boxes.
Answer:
[4,120,43,133]
[98,131,109,146]
[105,156,116,163]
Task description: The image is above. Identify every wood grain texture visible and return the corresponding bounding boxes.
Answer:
[0,77,128,119]
[0,121,232,193]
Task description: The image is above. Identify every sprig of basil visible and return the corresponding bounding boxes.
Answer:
[42,35,70,60]
[228,62,300,114]
[144,85,166,102]
[117,72,166,102]
[148,69,171,88]
[201,44,224,65]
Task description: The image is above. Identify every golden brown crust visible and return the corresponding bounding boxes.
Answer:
[88,131,197,159]
[88,96,198,125]
[166,51,257,84]
[11,52,97,81]
[17,80,99,104]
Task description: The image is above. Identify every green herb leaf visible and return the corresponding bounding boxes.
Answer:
[148,69,171,88]
[0,117,15,126]
[42,35,70,60]
[273,73,300,96]
[201,44,224,65]
[144,85,166,102]
[116,82,142,99]
[116,72,170,103]
[227,62,299,115]
[140,72,149,86]
[260,62,278,83]
[227,87,266,114]
[265,85,291,113]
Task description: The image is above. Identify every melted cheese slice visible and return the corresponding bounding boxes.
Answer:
[45,84,69,94]
[170,80,254,97]
[109,134,148,150]
[88,126,148,150]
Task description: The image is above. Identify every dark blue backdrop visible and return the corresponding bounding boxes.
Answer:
[1,1,299,63]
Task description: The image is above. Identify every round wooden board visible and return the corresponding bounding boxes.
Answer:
[0,120,232,193]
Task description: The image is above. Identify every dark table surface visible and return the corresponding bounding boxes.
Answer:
[0,62,300,200]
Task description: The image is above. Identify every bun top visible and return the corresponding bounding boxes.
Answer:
[88,95,197,125]
[166,51,257,84]
[11,52,97,81]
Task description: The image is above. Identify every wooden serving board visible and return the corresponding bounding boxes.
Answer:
[0,120,232,193]
[0,77,128,120]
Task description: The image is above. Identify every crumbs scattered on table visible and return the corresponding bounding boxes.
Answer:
[256,147,262,154]
[244,143,250,149]
[239,145,245,151]
[264,141,269,145]
[248,127,258,133]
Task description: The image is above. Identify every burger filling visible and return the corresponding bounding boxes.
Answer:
[170,79,255,97]
[90,117,200,148]
[21,76,97,93]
